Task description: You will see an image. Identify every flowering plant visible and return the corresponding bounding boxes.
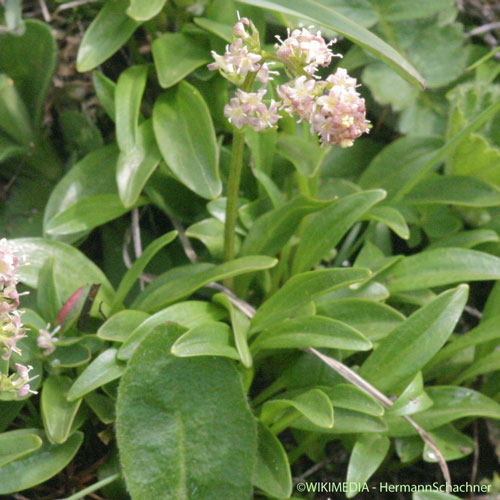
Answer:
[1,1,500,500]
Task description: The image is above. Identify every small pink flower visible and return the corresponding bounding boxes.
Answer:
[275,27,340,76]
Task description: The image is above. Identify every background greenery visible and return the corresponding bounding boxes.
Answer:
[1,0,500,499]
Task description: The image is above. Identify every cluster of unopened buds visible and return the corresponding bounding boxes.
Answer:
[209,18,370,147]
[0,238,37,397]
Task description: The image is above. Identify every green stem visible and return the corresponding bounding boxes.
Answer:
[0,357,9,376]
[269,409,301,435]
[223,72,257,264]
[63,473,120,500]
[224,130,246,263]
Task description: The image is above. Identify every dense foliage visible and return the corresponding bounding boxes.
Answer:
[1,0,500,499]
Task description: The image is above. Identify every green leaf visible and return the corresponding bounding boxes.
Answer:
[186,218,232,259]
[46,343,92,368]
[252,316,372,351]
[427,315,500,370]
[380,248,500,293]
[153,81,221,199]
[252,423,292,500]
[359,285,468,393]
[115,65,148,154]
[362,62,418,111]
[0,20,56,126]
[423,425,474,462]
[194,17,233,42]
[388,372,433,416]
[135,255,277,313]
[127,0,166,20]
[358,136,444,202]
[327,384,384,416]
[366,206,410,240]
[77,0,141,72]
[112,230,177,312]
[406,175,500,207]
[317,298,405,341]
[67,348,126,401]
[241,196,331,258]
[293,190,386,274]
[97,310,150,342]
[251,268,371,333]
[277,134,326,177]
[453,351,500,384]
[0,132,26,161]
[0,74,33,145]
[213,293,252,367]
[236,0,425,88]
[116,324,257,500]
[171,322,240,360]
[152,33,210,88]
[413,491,461,500]
[346,433,390,498]
[116,120,162,208]
[12,238,115,309]
[386,386,500,437]
[293,407,387,434]
[374,0,454,21]
[37,257,62,324]
[0,430,83,495]
[84,392,115,424]
[45,194,135,236]
[262,389,334,429]
[0,431,42,467]
[428,229,500,249]
[41,376,82,444]
[44,144,120,242]
[93,71,116,120]
[118,301,226,360]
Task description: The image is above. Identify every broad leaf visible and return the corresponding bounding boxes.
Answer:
[380,248,500,293]
[67,348,126,401]
[252,316,372,352]
[293,190,386,274]
[0,431,42,467]
[97,310,150,343]
[115,65,148,154]
[346,433,390,498]
[152,33,210,88]
[359,285,468,393]
[134,255,277,313]
[116,324,257,500]
[0,430,83,495]
[171,322,240,360]
[386,386,500,437]
[252,423,292,500]
[118,301,226,360]
[41,376,81,444]
[127,0,166,20]
[77,0,141,72]
[153,81,221,199]
[12,238,115,309]
[251,268,371,333]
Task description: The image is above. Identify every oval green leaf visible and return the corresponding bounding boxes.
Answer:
[116,324,257,500]
[153,81,221,199]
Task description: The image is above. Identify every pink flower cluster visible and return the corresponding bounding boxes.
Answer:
[225,88,280,131]
[278,69,370,147]
[275,27,339,76]
[0,239,37,397]
[208,17,273,87]
[209,17,370,145]
[0,239,26,360]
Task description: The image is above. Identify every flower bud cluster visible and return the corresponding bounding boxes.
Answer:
[209,17,370,146]
[278,69,369,147]
[275,27,338,76]
[0,239,37,398]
